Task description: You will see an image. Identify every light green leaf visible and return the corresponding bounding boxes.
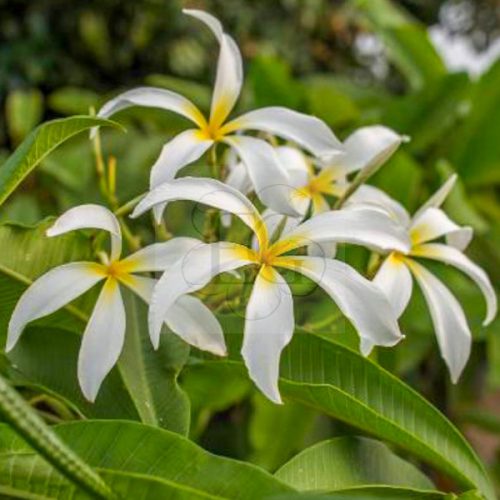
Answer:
[0,115,122,207]
[6,89,44,145]
[118,290,191,434]
[352,0,446,90]
[197,317,494,499]
[269,487,450,499]
[0,420,293,499]
[275,437,433,491]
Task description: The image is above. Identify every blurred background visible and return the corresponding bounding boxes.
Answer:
[1,0,500,492]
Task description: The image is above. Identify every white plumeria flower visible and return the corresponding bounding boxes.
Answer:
[131,177,410,403]
[92,9,343,220]
[228,126,406,258]
[351,176,498,382]
[6,205,225,402]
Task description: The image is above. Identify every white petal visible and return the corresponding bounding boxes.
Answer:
[184,9,243,127]
[273,207,411,255]
[275,146,311,188]
[347,185,411,227]
[165,295,226,356]
[149,242,254,348]
[223,135,299,217]
[277,257,404,353]
[7,263,105,352]
[411,243,497,325]
[413,174,457,220]
[47,204,122,261]
[231,107,344,160]
[121,237,202,272]
[92,86,205,136]
[446,227,473,251]
[224,161,253,194]
[221,161,254,228]
[410,207,468,247]
[148,130,213,223]
[373,254,413,318]
[120,273,226,356]
[342,125,406,174]
[406,259,471,383]
[242,266,294,404]
[131,177,268,250]
[78,279,126,402]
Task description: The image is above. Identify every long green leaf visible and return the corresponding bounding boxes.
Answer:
[197,318,494,499]
[275,436,433,491]
[0,420,293,499]
[269,487,451,499]
[118,290,191,434]
[0,115,121,206]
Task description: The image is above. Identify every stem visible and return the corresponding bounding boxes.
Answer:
[0,374,116,499]
[114,194,144,217]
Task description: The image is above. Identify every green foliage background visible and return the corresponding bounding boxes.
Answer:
[0,0,499,498]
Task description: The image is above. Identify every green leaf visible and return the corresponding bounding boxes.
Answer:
[269,487,450,499]
[249,55,304,110]
[0,420,293,499]
[5,89,44,145]
[197,318,495,499]
[48,87,100,116]
[352,0,446,90]
[249,392,317,472]
[181,361,251,438]
[0,375,115,499]
[0,115,122,207]
[275,437,433,491]
[117,290,191,434]
[451,59,500,186]
[303,77,360,128]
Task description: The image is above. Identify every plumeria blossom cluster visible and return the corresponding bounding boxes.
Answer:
[7,9,497,403]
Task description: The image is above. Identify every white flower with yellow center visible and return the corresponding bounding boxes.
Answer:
[351,176,498,382]
[225,126,406,257]
[6,205,225,401]
[92,9,343,220]
[131,177,411,403]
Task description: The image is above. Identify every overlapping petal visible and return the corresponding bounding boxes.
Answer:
[120,237,201,273]
[410,207,470,247]
[276,256,404,355]
[406,259,471,383]
[131,177,268,249]
[342,125,406,174]
[223,136,299,217]
[47,204,122,261]
[230,107,344,160]
[78,279,126,402]
[347,185,411,227]
[7,262,105,352]
[271,207,411,256]
[148,241,255,348]
[411,243,497,325]
[242,266,294,404]
[373,254,413,318]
